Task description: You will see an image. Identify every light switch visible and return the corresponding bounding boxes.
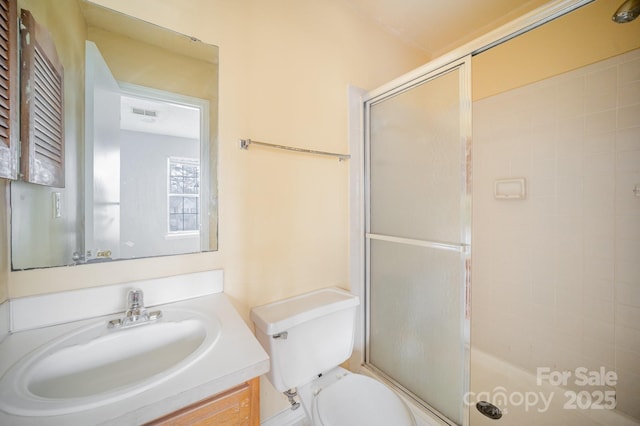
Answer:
[53,192,62,218]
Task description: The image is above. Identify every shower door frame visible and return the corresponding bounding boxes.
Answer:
[347,3,595,426]
[362,56,472,426]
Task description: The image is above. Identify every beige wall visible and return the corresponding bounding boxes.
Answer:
[473,0,640,100]
[3,0,427,417]
[87,27,218,101]
[7,0,427,303]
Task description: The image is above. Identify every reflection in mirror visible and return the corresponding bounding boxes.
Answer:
[10,0,218,270]
[86,58,210,261]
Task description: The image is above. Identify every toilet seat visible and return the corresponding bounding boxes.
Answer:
[311,373,415,426]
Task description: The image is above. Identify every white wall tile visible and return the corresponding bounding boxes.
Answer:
[618,80,640,107]
[617,127,640,152]
[616,258,640,288]
[616,303,640,330]
[530,178,556,198]
[583,255,615,283]
[615,370,640,400]
[583,173,615,217]
[582,152,615,176]
[533,157,556,179]
[616,149,640,173]
[555,249,583,285]
[616,281,640,307]
[616,235,640,288]
[531,304,556,336]
[531,271,556,306]
[530,84,560,127]
[616,348,640,375]
[583,296,614,324]
[618,57,640,84]
[472,49,640,422]
[556,286,583,316]
[583,318,615,345]
[556,76,585,119]
[585,67,617,114]
[555,311,583,350]
[584,110,616,135]
[618,104,640,129]
[583,236,614,259]
[615,172,640,214]
[557,156,583,178]
[531,128,557,160]
[583,337,615,367]
[583,277,614,302]
[557,116,584,158]
[584,131,614,154]
[616,214,640,239]
[615,324,640,353]
[509,152,532,176]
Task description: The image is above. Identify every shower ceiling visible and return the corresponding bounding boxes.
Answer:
[344,0,553,57]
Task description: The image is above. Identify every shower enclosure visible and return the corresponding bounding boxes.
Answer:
[363,57,471,425]
[356,2,638,425]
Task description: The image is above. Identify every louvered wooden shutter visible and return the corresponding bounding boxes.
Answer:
[20,9,64,187]
[0,0,18,180]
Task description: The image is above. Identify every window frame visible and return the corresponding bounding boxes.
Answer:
[167,156,201,236]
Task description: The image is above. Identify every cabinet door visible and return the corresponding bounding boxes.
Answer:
[0,0,18,180]
[19,8,65,187]
[146,377,260,426]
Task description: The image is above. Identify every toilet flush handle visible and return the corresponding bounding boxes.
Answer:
[273,331,288,339]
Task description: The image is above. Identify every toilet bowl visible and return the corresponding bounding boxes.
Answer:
[298,367,415,426]
[250,287,415,426]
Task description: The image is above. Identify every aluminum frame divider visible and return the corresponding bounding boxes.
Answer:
[364,56,472,426]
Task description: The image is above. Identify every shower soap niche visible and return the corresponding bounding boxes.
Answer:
[494,178,526,200]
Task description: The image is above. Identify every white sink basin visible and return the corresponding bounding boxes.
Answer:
[0,308,221,416]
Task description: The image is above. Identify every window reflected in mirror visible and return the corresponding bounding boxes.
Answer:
[10,0,218,270]
[168,158,200,234]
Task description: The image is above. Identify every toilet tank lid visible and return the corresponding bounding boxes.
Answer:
[250,287,360,335]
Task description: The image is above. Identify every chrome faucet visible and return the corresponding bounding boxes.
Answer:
[108,289,162,329]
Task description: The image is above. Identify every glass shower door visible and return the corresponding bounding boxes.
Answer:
[365,57,471,425]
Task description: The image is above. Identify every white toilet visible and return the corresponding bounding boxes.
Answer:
[250,287,415,426]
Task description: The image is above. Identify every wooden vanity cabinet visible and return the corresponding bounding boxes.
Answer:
[146,377,260,426]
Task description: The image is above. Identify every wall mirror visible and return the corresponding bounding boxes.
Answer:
[10,0,219,270]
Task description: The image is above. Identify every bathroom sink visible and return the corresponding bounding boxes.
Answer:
[0,308,221,416]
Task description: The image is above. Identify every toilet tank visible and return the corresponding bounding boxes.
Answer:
[250,287,360,392]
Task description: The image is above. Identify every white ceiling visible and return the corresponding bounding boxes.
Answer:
[120,95,201,140]
[344,0,552,57]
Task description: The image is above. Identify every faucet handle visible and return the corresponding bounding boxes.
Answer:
[108,288,160,329]
[127,289,144,309]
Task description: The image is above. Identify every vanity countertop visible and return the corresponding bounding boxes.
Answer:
[0,292,270,425]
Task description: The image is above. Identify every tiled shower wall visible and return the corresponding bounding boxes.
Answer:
[472,48,640,419]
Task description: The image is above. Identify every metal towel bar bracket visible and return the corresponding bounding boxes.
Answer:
[239,139,350,161]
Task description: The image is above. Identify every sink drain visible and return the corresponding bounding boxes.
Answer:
[476,401,502,420]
